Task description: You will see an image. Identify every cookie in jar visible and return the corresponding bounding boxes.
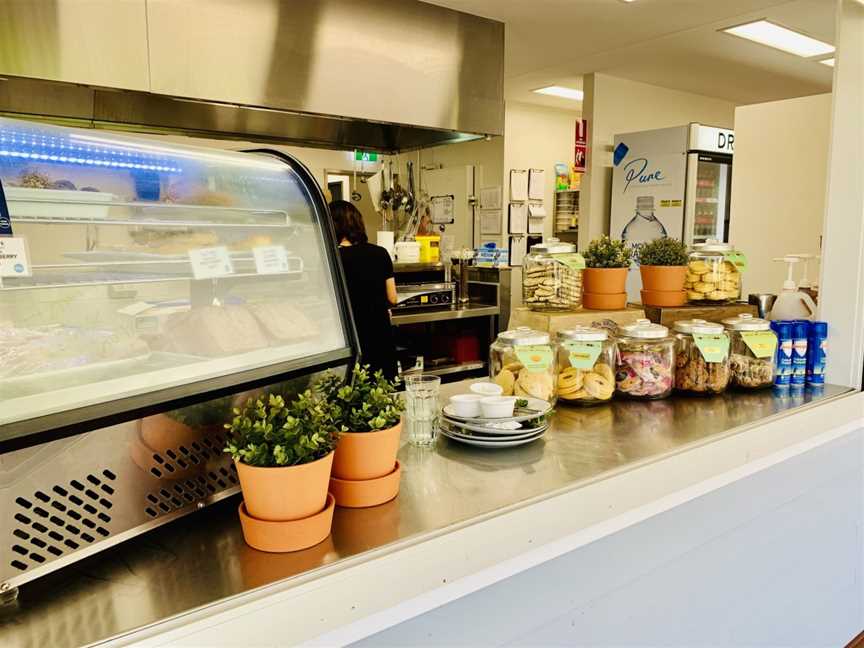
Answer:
[722,314,778,389]
[672,319,730,395]
[556,327,616,405]
[614,319,675,400]
[685,241,743,304]
[522,238,584,311]
[490,327,558,403]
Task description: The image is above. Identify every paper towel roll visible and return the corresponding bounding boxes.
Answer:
[377,231,395,259]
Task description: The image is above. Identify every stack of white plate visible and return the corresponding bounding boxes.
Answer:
[439,397,552,448]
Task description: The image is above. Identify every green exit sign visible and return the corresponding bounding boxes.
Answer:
[354,151,378,162]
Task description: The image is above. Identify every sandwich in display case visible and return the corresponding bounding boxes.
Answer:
[0,116,357,591]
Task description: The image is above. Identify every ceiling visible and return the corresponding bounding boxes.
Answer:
[423,0,835,109]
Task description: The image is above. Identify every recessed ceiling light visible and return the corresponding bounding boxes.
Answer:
[533,86,584,101]
[722,20,834,58]
[819,58,835,67]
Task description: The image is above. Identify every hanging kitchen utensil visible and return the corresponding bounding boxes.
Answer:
[351,157,361,202]
[405,160,416,216]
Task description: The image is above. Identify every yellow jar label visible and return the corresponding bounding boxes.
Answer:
[515,345,554,373]
[563,340,602,369]
[741,331,777,358]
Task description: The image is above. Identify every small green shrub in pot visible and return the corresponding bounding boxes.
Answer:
[317,363,405,483]
[637,237,689,267]
[224,391,340,467]
[637,237,689,306]
[582,235,633,308]
[584,235,632,269]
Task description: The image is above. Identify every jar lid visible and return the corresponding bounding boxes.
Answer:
[558,326,607,342]
[692,239,733,253]
[616,318,669,339]
[722,313,771,331]
[673,318,725,334]
[529,237,576,254]
[496,326,551,346]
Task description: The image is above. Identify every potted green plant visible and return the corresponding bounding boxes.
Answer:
[637,237,689,307]
[224,391,340,552]
[582,235,633,310]
[316,364,404,507]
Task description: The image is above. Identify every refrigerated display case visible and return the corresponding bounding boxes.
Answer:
[0,116,357,591]
[685,152,732,244]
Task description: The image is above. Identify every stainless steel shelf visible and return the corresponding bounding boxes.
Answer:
[11,214,294,229]
[0,269,305,291]
[425,361,485,376]
[391,304,499,325]
[393,262,445,273]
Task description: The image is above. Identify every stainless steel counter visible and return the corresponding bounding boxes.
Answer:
[0,384,851,648]
[391,303,499,326]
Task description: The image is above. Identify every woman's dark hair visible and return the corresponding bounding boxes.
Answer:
[330,200,368,245]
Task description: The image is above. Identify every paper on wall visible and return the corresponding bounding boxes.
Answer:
[431,195,455,224]
[510,169,528,201]
[527,203,547,218]
[528,168,545,200]
[480,210,502,235]
[509,235,527,267]
[480,186,503,210]
[508,203,528,234]
[528,217,545,234]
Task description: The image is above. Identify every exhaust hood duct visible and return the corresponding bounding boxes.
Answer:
[0,0,503,152]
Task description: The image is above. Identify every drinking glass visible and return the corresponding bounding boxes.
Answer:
[403,374,441,446]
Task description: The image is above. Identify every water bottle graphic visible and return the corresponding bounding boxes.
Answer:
[621,195,667,244]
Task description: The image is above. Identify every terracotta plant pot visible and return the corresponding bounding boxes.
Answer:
[582,292,627,310]
[639,265,687,293]
[238,493,335,553]
[582,267,628,295]
[332,421,402,481]
[235,451,334,521]
[640,289,688,307]
[330,461,402,508]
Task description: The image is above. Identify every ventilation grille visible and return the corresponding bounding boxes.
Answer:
[146,433,228,479]
[10,470,116,573]
[144,464,238,518]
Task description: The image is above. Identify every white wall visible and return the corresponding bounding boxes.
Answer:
[730,93,831,296]
[581,73,737,248]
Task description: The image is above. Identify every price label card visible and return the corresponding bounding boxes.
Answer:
[724,251,748,272]
[253,245,291,275]
[0,236,31,277]
[741,331,778,358]
[552,252,586,271]
[515,345,554,374]
[564,340,602,369]
[693,334,730,363]
[188,246,234,280]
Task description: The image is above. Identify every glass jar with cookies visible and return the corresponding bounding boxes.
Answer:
[614,319,675,400]
[672,319,731,395]
[490,327,558,404]
[556,327,616,406]
[685,241,742,304]
[522,238,584,312]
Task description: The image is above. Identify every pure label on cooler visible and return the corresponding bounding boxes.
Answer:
[693,334,729,363]
[741,331,778,358]
[564,340,602,370]
[515,345,554,373]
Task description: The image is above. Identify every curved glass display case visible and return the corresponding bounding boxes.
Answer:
[0,116,355,447]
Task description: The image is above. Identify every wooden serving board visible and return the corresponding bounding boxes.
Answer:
[641,302,758,327]
[509,306,646,335]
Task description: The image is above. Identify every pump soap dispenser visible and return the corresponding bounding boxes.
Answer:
[769,256,817,321]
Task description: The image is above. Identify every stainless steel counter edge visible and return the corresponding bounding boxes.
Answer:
[391,304,499,325]
[110,387,862,648]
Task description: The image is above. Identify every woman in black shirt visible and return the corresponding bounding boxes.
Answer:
[330,200,398,379]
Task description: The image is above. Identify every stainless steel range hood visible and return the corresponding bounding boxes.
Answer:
[0,0,504,152]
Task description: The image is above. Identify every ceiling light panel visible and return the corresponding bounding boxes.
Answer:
[533,86,584,101]
[722,20,834,58]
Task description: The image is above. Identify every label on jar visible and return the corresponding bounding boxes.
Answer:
[551,252,585,271]
[723,251,748,272]
[693,334,729,363]
[515,345,554,373]
[563,340,602,369]
[741,331,777,358]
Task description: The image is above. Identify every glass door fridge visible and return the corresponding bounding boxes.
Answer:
[684,152,732,245]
